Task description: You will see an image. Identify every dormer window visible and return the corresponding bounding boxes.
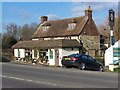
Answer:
[68,23,76,30]
[42,22,51,32]
[68,18,77,30]
[42,26,49,32]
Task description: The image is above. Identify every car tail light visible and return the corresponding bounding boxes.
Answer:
[71,57,78,61]
[62,56,66,59]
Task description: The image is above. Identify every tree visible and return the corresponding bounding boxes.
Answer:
[2,22,38,49]
[2,23,18,49]
[98,17,119,42]
[0,33,1,48]
[2,33,17,49]
[6,24,17,38]
[0,33,2,55]
[17,23,38,41]
[114,17,119,41]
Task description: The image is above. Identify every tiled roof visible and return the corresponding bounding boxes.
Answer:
[98,29,109,37]
[12,39,82,49]
[32,16,89,38]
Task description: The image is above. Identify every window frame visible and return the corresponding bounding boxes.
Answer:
[81,55,87,60]
[42,26,49,32]
[87,56,95,62]
[68,23,76,30]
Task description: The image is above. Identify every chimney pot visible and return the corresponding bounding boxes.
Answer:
[85,6,92,19]
[41,16,48,23]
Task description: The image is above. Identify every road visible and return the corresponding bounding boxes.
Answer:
[1,62,118,88]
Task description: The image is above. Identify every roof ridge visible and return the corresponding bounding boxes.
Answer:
[46,16,85,22]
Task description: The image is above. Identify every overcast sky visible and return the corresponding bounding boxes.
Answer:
[1,1,119,33]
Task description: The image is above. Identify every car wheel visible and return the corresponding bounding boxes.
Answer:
[79,63,86,70]
[99,65,103,72]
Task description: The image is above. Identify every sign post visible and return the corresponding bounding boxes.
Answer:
[109,9,115,66]
[109,9,115,46]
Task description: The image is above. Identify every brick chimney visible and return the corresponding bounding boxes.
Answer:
[41,16,48,23]
[85,6,92,20]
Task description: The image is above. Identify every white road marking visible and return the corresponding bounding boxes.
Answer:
[0,75,57,86]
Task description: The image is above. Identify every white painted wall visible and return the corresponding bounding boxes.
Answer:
[44,38,52,40]
[19,49,25,58]
[54,37,66,40]
[105,40,120,66]
[48,49,55,66]
[14,49,25,58]
[105,46,113,66]
[32,38,39,41]
[32,49,35,59]
[58,48,63,66]
[104,44,109,48]
[14,49,18,57]
[37,50,39,59]
[71,36,78,39]
[62,48,79,56]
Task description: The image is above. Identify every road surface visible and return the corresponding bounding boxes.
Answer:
[1,62,118,88]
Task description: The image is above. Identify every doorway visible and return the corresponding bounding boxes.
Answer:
[55,49,59,66]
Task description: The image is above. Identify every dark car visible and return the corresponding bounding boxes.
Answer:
[61,54,104,72]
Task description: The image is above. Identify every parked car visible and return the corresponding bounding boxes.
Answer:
[61,54,104,72]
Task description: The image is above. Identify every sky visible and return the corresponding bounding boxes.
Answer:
[1,1,119,33]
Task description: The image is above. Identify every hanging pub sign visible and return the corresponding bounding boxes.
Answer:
[109,9,115,30]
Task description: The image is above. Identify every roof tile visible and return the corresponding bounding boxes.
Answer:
[12,39,82,49]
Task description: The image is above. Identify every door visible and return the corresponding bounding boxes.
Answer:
[87,56,98,70]
[55,49,59,66]
[81,55,91,69]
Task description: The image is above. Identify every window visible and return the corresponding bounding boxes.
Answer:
[25,49,31,57]
[88,56,94,61]
[49,50,53,59]
[100,35,103,38]
[82,55,87,60]
[42,26,49,32]
[18,49,20,57]
[68,23,76,30]
[71,48,74,50]
[88,56,92,60]
[68,54,79,57]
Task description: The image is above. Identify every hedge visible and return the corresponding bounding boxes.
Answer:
[114,66,120,73]
[94,57,104,65]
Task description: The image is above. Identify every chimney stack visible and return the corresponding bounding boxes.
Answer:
[41,16,48,23]
[85,6,92,20]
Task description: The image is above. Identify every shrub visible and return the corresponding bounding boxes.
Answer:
[0,56,10,62]
[114,66,120,73]
[94,57,104,65]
